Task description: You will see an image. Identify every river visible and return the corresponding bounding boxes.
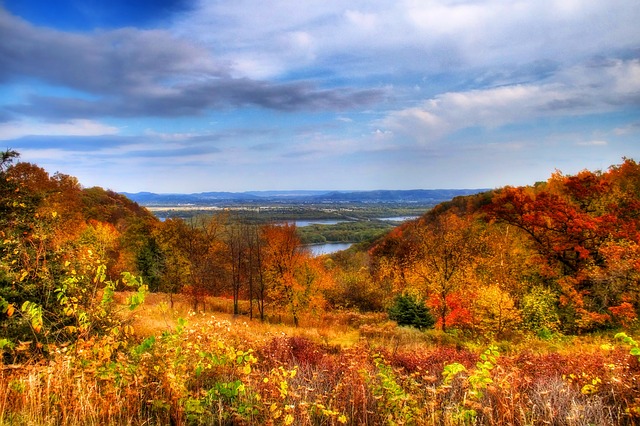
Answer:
[289,219,349,227]
[379,216,419,222]
[307,242,353,256]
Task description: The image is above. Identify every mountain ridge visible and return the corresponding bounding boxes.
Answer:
[122,189,490,206]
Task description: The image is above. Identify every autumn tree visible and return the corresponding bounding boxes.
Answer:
[324,251,385,312]
[469,284,522,339]
[225,219,264,316]
[261,224,329,327]
[249,225,268,321]
[408,211,484,332]
[520,285,560,334]
[369,226,419,295]
[243,223,266,320]
[173,216,228,311]
[475,223,539,298]
[595,159,640,325]
[0,153,147,358]
[486,160,640,331]
[0,162,81,344]
[262,224,303,325]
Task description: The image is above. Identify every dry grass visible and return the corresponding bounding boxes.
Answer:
[2,294,639,425]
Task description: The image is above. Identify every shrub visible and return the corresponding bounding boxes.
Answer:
[521,285,560,334]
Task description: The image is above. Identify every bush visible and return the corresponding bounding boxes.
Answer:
[521,285,560,334]
[388,294,435,330]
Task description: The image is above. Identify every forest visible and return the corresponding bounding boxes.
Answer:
[1,149,639,425]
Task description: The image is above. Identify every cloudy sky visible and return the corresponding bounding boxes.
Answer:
[1,0,639,192]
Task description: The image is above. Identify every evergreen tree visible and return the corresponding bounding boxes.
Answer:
[388,293,435,330]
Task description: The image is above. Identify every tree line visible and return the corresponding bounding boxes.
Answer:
[2,149,640,361]
[370,158,640,336]
[0,151,332,358]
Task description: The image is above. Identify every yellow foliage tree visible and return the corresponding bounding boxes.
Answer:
[469,284,522,339]
[410,211,484,332]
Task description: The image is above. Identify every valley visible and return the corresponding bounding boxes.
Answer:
[127,188,486,247]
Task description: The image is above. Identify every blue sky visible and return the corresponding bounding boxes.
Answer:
[1,0,639,192]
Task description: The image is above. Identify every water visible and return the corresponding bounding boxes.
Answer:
[378,216,419,222]
[290,219,348,227]
[307,242,353,256]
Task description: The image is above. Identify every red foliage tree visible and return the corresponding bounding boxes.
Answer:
[486,160,640,331]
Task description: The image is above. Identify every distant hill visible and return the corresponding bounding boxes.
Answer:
[122,189,490,206]
[121,191,261,205]
[310,189,488,203]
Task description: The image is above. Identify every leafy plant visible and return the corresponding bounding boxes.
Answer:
[615,332,640,360]
[366,354,423,425]
[440,346,499,423]
[468,345,499,400]
[442,362,466,387]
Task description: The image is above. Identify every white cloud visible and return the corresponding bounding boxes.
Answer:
[379,59,640,144]
[172,0,640,79]
[614,122,640,136]
[344,10,378,32]
[0,119,119,140]
[576,140,608,146]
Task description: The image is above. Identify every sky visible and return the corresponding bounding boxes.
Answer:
[0,0,639,193]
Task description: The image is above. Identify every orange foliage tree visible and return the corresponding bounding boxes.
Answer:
[261,224,330,326]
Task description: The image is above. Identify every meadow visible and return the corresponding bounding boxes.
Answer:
[2,293,638,426]
[3,154,640,425]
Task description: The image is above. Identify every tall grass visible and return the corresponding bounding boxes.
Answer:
[1,295,639,425]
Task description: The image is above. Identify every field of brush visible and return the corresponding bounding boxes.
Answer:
[2,293,639,426]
